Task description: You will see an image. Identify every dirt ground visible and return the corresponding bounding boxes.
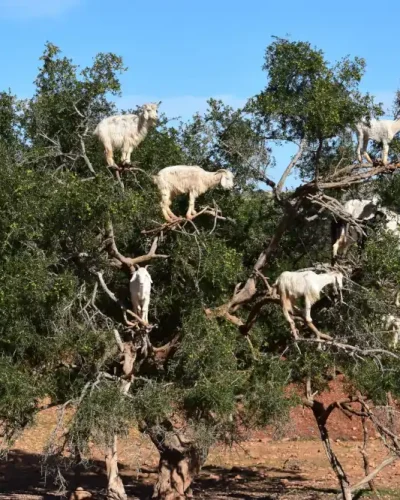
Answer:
[1,378,400,499]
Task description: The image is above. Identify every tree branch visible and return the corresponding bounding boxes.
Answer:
[105,220,168,272]
[276,138,307,194]
[297,338,400,360]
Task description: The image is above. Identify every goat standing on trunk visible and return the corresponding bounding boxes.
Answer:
[129,266,152,324]
[273,270,343,339]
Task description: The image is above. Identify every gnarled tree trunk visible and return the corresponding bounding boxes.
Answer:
[145,420,208,500]
[105,435,127,500]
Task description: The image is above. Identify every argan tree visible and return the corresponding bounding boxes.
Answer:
[1,38,400,500]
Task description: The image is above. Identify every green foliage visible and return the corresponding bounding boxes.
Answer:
[0,359,46,449]
[346,359,400,404]
[252,38,380,143]
[22,42,125,174]
[242,356,294,427]
[69,383,135,452]
[0,37,398,481]
[170,311,242,419]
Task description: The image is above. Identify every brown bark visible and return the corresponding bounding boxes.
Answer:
[304,382,353,500]
[105,435,127,500]
[145,420,208,500]
[360,415,377,495]
[312,402,352,499]
[103,330,137,500]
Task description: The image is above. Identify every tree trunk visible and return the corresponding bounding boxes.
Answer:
[105,435,127,500]
[311,401,352,500]
[145,420,208,500]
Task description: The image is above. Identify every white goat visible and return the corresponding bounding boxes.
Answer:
[273,270,343,338]
[331,196,381,262]
[355,119,400,166]
[382,314,400,348]
[94,102,159,167]
[129,266,152,324]
[377,207,400,241]
[152,165,234,221]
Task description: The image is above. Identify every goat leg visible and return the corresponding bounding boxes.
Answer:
[186,194,197,220]
[289,321,300,340]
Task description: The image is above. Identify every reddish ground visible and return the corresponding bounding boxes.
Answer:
[1,377,400,499]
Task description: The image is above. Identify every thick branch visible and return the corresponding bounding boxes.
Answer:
[294,161,400,197]
[228,201,301,313]
[105,220,168,272]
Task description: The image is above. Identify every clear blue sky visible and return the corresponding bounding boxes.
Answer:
[1,0,399,187]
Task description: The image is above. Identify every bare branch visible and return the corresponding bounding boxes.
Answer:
[105,220,168,272]
[297,337,400,360]
[276,138,307,194]
[79,134,96,175]
[113,329,124,353]
[141,205,233,236]
[294,161,400,197]
[340,455,397,498]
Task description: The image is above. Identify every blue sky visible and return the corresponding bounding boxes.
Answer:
[0,0,399,187]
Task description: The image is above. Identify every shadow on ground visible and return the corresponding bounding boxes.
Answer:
[0,449,341,499]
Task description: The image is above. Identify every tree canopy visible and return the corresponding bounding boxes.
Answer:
[1,39,400,500]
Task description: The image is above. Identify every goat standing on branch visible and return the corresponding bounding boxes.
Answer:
[273,269,343,339]
[355,118,400,166]
[129,266,152,324]
[94,102,160,167]
[152,165,234,222]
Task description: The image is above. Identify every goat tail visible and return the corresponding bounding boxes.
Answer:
[93,124,100,137]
